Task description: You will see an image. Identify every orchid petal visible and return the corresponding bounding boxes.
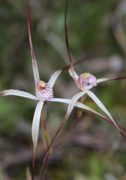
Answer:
[50,91,86,120]
[76,102,111,122]
[86,90,120,131]
[0,89,38,100]
[97,78,109,84]
[27,0,40,85]
[76,101,103,115]
[49,98,106,116]
[49,98,113,126]
[69,67,78,83]
[50,98,120,131]
[48,70,62,88]
[49,98,70,104]
[65,91,86,119]
[32,101,44,153]
[49,98,110,120]
[76,101,123,133]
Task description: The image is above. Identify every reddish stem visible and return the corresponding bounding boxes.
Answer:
[64,0,73,66]
[109,76,126,81]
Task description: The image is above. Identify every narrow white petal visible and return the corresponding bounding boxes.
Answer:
[86,90,120,131]
[76,102,122,132]
[49,98,70,104]
[32,101,44,152]
[50,91,86,128]
[50,98,109,119]
[86,91,112,118]
[32,57,40,85]
[49,98,120,131]
[76,101,106,118]
[69,68,79,83]
[97,78,109,84]
[0,89,38,100]
[48,70,62,88]
[27,2,40,85]
[65,91,86,119]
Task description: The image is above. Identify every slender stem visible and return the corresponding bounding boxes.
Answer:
[54,112,126,150]
[62,58,126,80]
[39,120,66,179]
[109,76,126,81]
[44,121,65,155]
[101,116,126,138]
[54,111,84,150]
[31,151,35,180]
[40,103,53,179]
[64,0,73,66]
[61,55,87,71]
[39,151,50,180]
[40,108,126,179]
[54,96,87,150]
[41,103,47,148]
[39,124,63,179]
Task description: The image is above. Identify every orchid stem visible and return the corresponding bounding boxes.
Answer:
[54,111,83,150]
[61,55,86,71]
[39,151,50,180]
[64,0,73,67]
[40,104,53,178]
[41,103,53,153]
[31,151,35,180]
[109,76,126,81]
[39,120,66,178]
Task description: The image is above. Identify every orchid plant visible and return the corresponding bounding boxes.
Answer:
[60,0,126,137]
[0,0,126,179]
[0,0,111,156]
[0,0,69,154]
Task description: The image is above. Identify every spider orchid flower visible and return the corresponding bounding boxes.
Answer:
[68,67,117,126]
[0,0,63,154]
[62,0,125,135]
[65,67,122,133]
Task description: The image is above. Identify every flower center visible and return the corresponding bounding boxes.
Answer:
[36,80,53,101]
[78,73,97,90]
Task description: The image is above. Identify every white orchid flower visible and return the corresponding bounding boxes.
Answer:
[62,0,125,135]
[0,0,67,154]
[68,68,120,130]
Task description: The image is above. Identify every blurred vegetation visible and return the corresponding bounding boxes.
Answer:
[0,0,126,179]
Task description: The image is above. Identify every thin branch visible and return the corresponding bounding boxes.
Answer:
[109,76,126,81]
[31,151,35,180]
[61,56,85,71]
[54,111,84,150]
[39,152,50,180]
[64,0,73,65]
[42,111,126,162]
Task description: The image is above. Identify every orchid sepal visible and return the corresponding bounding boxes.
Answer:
[86,90,121,132]
[0,89,38,100]
[32,101,44,153]
[27,0,40,85]
[48,70,62,88]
